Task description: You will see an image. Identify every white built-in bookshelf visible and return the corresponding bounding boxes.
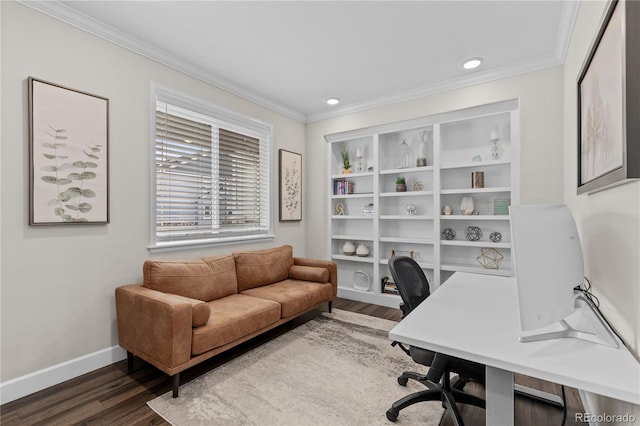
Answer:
[325,100,520,308]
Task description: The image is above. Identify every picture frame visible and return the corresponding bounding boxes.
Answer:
[577,0,640,194]
[28,77,109,224]
[279,149,302,221]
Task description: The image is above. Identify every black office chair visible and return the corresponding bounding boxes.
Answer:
[386,256,486,426]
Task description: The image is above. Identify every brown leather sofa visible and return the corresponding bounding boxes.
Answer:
[115,245,337,397]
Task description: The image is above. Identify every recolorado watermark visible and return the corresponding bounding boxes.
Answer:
[575,412,637,423]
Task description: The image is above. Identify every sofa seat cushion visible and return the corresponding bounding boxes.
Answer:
[241,279,333,318]
[191,294,281,356]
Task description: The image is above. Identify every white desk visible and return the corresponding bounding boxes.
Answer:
[388,273,640,425]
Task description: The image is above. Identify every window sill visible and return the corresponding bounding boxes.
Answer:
[148,234,275,253]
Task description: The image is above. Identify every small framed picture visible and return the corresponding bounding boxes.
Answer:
[28,77,109,224]
[279,149,302,221]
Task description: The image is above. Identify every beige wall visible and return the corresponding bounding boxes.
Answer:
[305,66,565,259]
[0,1,305,384]
[563,1,640,421]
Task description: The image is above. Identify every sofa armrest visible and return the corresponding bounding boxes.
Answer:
[293,257,338,297]
[115,285,198,372]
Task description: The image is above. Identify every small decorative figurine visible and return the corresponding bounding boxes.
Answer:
[442,205,453,215]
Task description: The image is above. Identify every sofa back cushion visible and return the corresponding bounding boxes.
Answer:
[201,255,238,299]
[234,245,294,292]
[143,255,237,302]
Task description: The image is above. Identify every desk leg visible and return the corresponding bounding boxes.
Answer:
[486,365,514,426]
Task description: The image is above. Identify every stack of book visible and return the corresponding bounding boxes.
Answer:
[334,179,354,195]
[494,199,510,215]
[381,277,399,295]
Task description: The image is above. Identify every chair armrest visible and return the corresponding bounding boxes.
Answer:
[115,285,195,372]
[293,257,337,297]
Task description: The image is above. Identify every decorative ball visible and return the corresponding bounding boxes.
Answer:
[412,180,424,191]
[405,204,417,215]
[465,226,482,241]
[442,227,456,240]
[489,231,502,243]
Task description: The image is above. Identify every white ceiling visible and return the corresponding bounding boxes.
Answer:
[27,1,579,122]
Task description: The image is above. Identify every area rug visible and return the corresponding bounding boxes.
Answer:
[147,309,444,425]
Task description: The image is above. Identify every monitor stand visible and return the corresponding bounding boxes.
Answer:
[519,291,619,348]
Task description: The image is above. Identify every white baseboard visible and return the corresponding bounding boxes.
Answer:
[0,345,127,405]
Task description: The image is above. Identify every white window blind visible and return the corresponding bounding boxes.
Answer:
[152,95,271,248]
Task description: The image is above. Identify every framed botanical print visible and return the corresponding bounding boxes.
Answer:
[279,149,302,221]
[28,77,109,224]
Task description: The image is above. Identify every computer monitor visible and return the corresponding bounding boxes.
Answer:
[509,204,618,347]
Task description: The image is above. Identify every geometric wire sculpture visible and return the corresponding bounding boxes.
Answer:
[465,226,482,241]
[489,231,502,243]
[442,227,456,240]
[476,247,504,269]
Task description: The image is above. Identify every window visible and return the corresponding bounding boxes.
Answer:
[151,87,272,249]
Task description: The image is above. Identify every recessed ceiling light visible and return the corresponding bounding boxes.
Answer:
[462,57,483,70]
[326,97,341,106]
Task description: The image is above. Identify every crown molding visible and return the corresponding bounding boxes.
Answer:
[555,0,580,63]
[21,0,578,124]
[19,0,307,123]
[306,54,562,123]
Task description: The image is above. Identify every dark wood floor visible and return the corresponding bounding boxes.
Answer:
[1,298,585,426]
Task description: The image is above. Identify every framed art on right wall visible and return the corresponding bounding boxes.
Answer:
[577,0,640,194]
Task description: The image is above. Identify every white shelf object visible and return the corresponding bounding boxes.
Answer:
[380,190,434,197]
[441,215,509,221]
[440,187,511,195]
[326,99,519,308]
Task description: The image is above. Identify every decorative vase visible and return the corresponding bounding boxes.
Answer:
[343,241,355,256]
[460,196,475,215]
[397,139,411,168]
[356,243,370,257]
[490,127,501,160]
[417,133,428,167]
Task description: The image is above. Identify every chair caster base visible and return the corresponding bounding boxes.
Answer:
[386,408,399,422]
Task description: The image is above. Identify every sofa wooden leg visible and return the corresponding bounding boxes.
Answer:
[172,373,180,398]
[328,300,333,313]
[127,351,134,371]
